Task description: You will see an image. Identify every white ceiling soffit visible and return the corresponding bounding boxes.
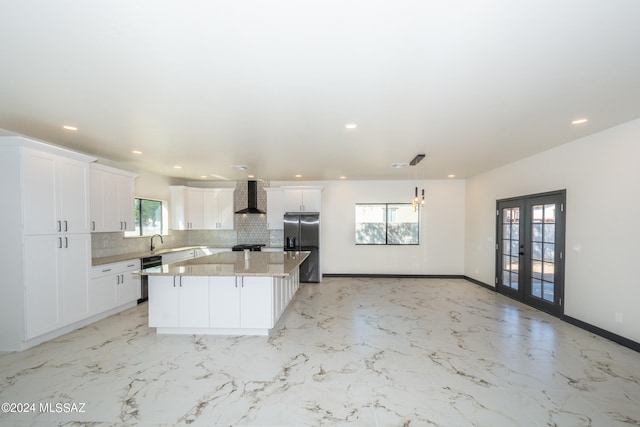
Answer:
[1,0,640,181]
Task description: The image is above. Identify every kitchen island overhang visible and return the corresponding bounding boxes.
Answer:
[140,251,309,336]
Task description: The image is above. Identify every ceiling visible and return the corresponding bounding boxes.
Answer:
[1,1,640,182]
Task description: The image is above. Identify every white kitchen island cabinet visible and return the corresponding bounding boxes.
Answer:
[143,251,308,336]
[148,276,210,328]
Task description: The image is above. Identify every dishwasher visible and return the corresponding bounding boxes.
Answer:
[139,255,162,303]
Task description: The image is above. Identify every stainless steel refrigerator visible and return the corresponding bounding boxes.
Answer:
[284,212,320,283]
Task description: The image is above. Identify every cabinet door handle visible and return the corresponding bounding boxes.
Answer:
[57,221,62,232]
[179,276,183,287]
[92,221,96,231]
[64,237,69,248]
[234,277,238,288]
[121,274,125,284]
[126,264,136,268]
[123,221,127,230]
[64,220,68,231]
[102,268,112,273]
[173,276,176,287]
[58,237,63,248]
[116,275,120,284]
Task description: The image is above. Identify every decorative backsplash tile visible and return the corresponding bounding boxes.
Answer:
[235,214,269,244]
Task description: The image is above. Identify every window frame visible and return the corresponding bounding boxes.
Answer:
[355,202,420,246]
[126,197,164,237]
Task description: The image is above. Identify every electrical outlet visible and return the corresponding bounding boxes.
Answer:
[615,312,623,323]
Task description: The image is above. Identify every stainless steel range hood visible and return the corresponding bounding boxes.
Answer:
[235,180,266,214]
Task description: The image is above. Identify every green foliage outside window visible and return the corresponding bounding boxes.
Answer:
[130,198,162,236]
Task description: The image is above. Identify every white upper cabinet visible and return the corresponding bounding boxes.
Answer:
[282,186,323,213]
[171,186,235,230]
[186,188,205,229]
[23,148,92,235]
[90,164,137,233]
[265,188,284,230]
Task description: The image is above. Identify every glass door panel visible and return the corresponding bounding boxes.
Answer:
[497,202,523,297]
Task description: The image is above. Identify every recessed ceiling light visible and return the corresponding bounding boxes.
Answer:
[174,165,182,169]
[391,163,409,168]
[132,150,142,155]
[345,123,357,130]
[63,125,78,131]
[247,174,255,178]
[200,175,208,179]
[340,176,347,179]
[448,174,456,178]
[295,174,302,178]
[572,118,588,125]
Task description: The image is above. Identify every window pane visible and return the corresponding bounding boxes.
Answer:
[140,199,162,236]
[543,224,555,242]
[510,239,519,256]
[531,224,542,242]
[511,272,519,290]
[543,281,555,302]
[387,204,418,244]
[133,199,141,235]
[355,204,386,244]
[531,278,542,298]
[531,242,542,260]
[503,223,511,239]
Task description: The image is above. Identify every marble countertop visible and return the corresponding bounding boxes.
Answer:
[92,246,233,266]
[139,251,309,277]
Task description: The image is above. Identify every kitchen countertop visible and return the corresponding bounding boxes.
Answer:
[92,245,232,266]
[139,251,309,277]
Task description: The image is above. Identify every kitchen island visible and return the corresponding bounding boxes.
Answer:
[140,251,309,336]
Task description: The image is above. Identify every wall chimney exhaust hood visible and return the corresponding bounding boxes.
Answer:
[235,180,266,214]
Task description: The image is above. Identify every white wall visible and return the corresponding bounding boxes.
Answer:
[465,118,640,343]
[274,179,466,275]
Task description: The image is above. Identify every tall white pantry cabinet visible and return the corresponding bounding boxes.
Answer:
[0,136,96,351]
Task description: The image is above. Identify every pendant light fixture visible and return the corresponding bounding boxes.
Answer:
[410,154,426,212]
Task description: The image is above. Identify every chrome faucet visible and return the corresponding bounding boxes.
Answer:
[150,234,164,251]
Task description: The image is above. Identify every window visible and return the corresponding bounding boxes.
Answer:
[355,203,419,245]
[126,198,163,237]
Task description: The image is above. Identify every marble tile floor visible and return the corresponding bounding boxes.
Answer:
[1,277,639,426]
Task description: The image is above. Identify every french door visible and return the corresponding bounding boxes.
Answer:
[496,191,566,317]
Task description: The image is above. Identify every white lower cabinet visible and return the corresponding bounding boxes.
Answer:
[209,276,274,329]
[90,259,141,316]
[179,277,210,327]
[24,234,91,339]
[240,277,274,329]
[209,276,241,328]
[149,276,210,328]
